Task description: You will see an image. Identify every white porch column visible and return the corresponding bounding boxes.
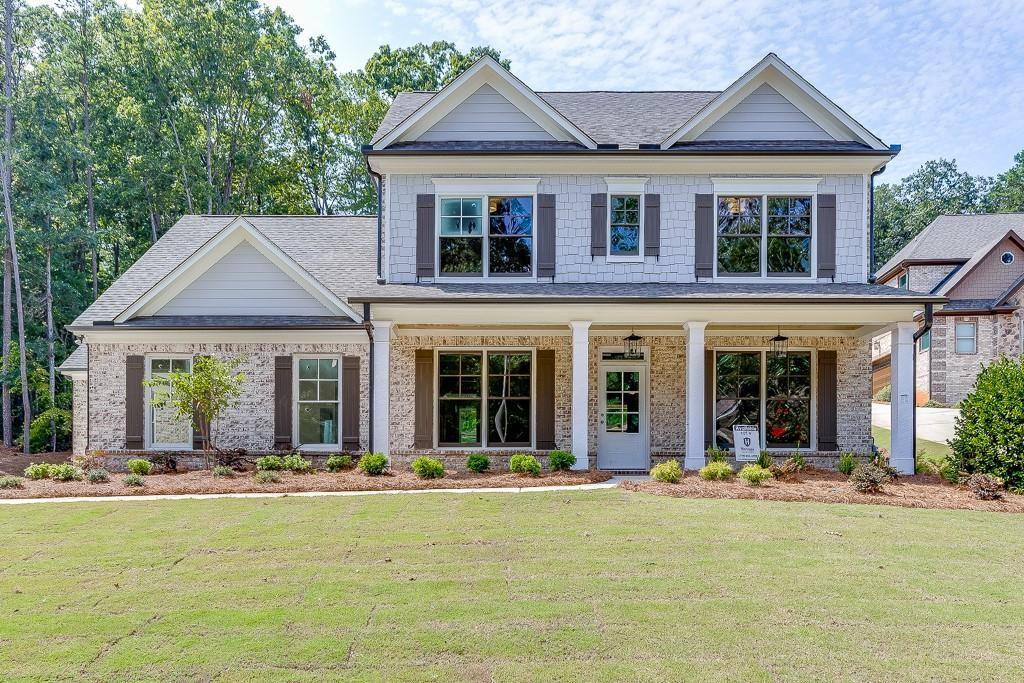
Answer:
[889,321,916,474]
[684,321,709,471]
[570,320,591,470]
[372,320,393,458]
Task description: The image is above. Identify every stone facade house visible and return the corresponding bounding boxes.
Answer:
[873,214,1024,405]
[59,53,939,474]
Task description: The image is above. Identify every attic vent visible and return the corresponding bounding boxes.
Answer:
[638,143,660,150]
[597,143,618,150]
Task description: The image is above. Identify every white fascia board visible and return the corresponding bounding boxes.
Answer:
[661,53,888,151]
[58,369,87,379]
[604,177,649,193]
[76,329,370,344]
[115,217,361,323]
[432,177,541,194]
[375,57,596,150]
[711,177,823,194]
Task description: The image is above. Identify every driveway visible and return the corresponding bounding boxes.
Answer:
[871,402,959,444]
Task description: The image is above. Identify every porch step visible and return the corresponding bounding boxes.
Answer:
[603,469,649,476]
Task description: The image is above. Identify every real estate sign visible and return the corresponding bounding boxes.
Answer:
[732,425,760,461]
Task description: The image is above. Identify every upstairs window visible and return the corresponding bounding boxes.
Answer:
[716,195,812,277]
[609,195,641,260]
[897,272,909,289]
[438,195,533,277]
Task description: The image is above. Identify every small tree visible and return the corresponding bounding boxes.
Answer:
[145,355,246,469]
[949,356,1024,491]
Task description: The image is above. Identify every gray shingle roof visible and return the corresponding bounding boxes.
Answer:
[58,345,88,372]
[372,90,720,148]
[70,215,378,328]
[877,214,1024,279]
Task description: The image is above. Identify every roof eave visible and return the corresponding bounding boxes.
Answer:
[350,294,947,305]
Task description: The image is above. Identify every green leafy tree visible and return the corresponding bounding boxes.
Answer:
[988,150,1024,212]
[145,355,246,468]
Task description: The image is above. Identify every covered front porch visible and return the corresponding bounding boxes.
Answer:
[362,297,928,474]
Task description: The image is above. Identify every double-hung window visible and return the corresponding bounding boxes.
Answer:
[437,350,532,447]
[438,195,534,276]
[296,357,340,448]
[146,356,192,449]
[717,195,813,277]
[897,272,909,289]
[609,195,642,260]
[955,322,977,354]
[714,350,813,450]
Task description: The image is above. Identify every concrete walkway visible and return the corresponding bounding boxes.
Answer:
[0,479,624,506]
[872,402,959,444]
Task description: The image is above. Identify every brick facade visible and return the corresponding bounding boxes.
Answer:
[931,310,1023,405]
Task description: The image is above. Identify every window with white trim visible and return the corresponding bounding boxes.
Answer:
[714,350,813,450]
[609,195,642,259]
[438,196,533,276]
[437,350,532,447]
[147,356,192,449]
[955,322,977,354]
[296,357,340,447]
[717,195,813,277]
[897,272,909,289]
[919,329,931,352]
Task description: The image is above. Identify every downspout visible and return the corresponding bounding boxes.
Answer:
[364,302,374,453]
[909,303,934,472]
[362,145,386,285]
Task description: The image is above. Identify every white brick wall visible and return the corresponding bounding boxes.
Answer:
[387,173,866,284]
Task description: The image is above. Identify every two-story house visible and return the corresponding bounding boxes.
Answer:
[873,213,1024,405]
[60,54,940,474]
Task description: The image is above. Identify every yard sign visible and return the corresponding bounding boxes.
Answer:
[732,425,760,462]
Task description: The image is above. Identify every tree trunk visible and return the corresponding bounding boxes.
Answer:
[2,246,10,447]
[80,0,97,300]
[45,237,55,452]
[149,209,160,244]
[2,0,30,454]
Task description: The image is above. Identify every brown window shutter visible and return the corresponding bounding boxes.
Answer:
[192,355,209,451]
[537,193,556,277]
[817,194,837,279]
[704,349,714,449]
[414,350,434,449]
[817,350,838,451]
[342,356,360,451]
[274,356,293,450]
[416,193,436,278]
[695,194,714,278]
[590,192,607,256]
[534,349,556,449]
[644,193,660,257]
[125,355,145,449]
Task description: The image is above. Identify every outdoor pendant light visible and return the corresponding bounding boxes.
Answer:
[624,330,642,358]
[770,327,789,358]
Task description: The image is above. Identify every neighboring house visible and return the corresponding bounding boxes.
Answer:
[58,53,940,474]
[873,213,1024,405]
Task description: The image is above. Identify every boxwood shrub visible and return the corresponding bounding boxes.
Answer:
[411,456,444,479]
[650,459,682,483]
[838,452,856,476]
[465,454,490,473]
[548,450,576,471]
[51,463,85,482]
[325,454,353,472]
[738,464,773,487]
[255,455,285,471]
[281,453,313,473]
[509,454,541,476]
[125,458,152,476]
[358,452,388,476]
[699,461,733,481]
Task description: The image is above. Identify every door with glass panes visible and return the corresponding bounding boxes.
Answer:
[598,362,648,470]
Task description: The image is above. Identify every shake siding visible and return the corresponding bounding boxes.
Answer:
[947,237,1024,299]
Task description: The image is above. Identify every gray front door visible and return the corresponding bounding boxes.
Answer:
[597,363,648,470]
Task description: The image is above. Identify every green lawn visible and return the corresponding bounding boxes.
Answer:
[2,491,1023,682]
[872,425,952,460]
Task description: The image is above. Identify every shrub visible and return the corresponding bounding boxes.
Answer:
[71,451,104,472]
[873,384,891,402]
[255,455,286,471]
[650,459,682,483]
[325,454,353,472]
[838,453,856,476]
[706,446,729,463]
[939,459,960,485]
[358,452,389,476]
[51,463,84,482]
[756,451,774,469]
[87,468,110,484]
[738,464,773,486]
[548,450,576,471]
[211,465,234,477]
[699,461,734,481]
[411,456,444,479]
[23,462,55,480]
[125,459,152,476]
[254,470,280,484]
[28,406,73,453]
[123,473,145,487]
[465,454,490,473]
[0,475,23,489]
[922,399,947,408]
[509,454,541,476]
[850,463,892,493]
[950,356,1024,491]
[788,453,806,471]
[281,453,313,473]
[965,473,1004,500]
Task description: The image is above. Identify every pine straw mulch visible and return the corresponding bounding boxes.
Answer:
[0,467,612,500]
[621,468,1024,513]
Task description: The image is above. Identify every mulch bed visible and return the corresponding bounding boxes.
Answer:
[622,468,1024,513]
[0,468,612,499]
[0,447,72,475]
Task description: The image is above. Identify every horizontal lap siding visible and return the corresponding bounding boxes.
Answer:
[419,85,555,141]
[697,84,834,141]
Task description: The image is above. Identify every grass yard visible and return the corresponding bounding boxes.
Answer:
[2,490,1023,682]
[873,425,952,460]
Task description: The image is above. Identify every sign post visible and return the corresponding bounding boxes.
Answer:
[732,425,760,462]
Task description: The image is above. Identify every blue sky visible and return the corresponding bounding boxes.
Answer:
[271,0,1024,181]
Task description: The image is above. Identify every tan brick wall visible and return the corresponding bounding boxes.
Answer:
[932,308,1023,405]
[72,375,88,456]
[908,264,958,293]
[86,342,369,454]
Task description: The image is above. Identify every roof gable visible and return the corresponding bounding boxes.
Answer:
[939,230,1024,297]
[661,53,887,150]
[418,84,555,142]
[696,83,832,141]
[373,56,596,150]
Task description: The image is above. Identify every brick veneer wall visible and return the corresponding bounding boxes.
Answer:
[931,307,1024,405]
[72,375,88,456]
[85,342,370,456]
